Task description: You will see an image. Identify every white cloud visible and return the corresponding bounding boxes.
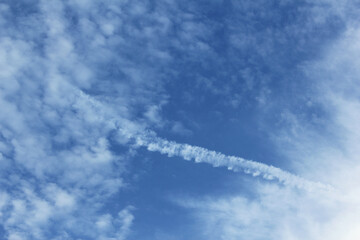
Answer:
[0,0,169,238]
[2,0,359,239]
[173,13,360,240]
[95,206,135,240]
[170,121,192,136]
[43,184,76,209]
[176,183,355,240]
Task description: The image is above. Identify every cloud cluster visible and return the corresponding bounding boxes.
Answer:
[0,0,171,238]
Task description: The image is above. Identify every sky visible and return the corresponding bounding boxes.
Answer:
[0,0,360,239]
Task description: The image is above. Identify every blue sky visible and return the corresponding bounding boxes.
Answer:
[1,0,360,239]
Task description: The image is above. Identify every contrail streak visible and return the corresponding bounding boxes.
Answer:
[129,131,333,192]
[77,89,333,192]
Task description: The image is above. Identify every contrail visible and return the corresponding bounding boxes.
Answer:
[128,130,333,192]
[76,89,333,192]
[73,90,333,192]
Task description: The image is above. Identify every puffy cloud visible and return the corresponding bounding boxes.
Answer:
[0,0,167,238]
[95,206,135,240]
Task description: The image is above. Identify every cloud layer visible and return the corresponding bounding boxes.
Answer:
[1,0,360,239]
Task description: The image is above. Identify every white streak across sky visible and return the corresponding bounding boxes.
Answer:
[123,130,333,192]
[75,88,332,192]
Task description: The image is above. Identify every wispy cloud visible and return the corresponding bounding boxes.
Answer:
[172,5,360,239]
[1,0,359,239]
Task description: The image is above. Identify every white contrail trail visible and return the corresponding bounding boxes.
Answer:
[75,90,332,191]
[73,90,333,192]
[128,130,333,192]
